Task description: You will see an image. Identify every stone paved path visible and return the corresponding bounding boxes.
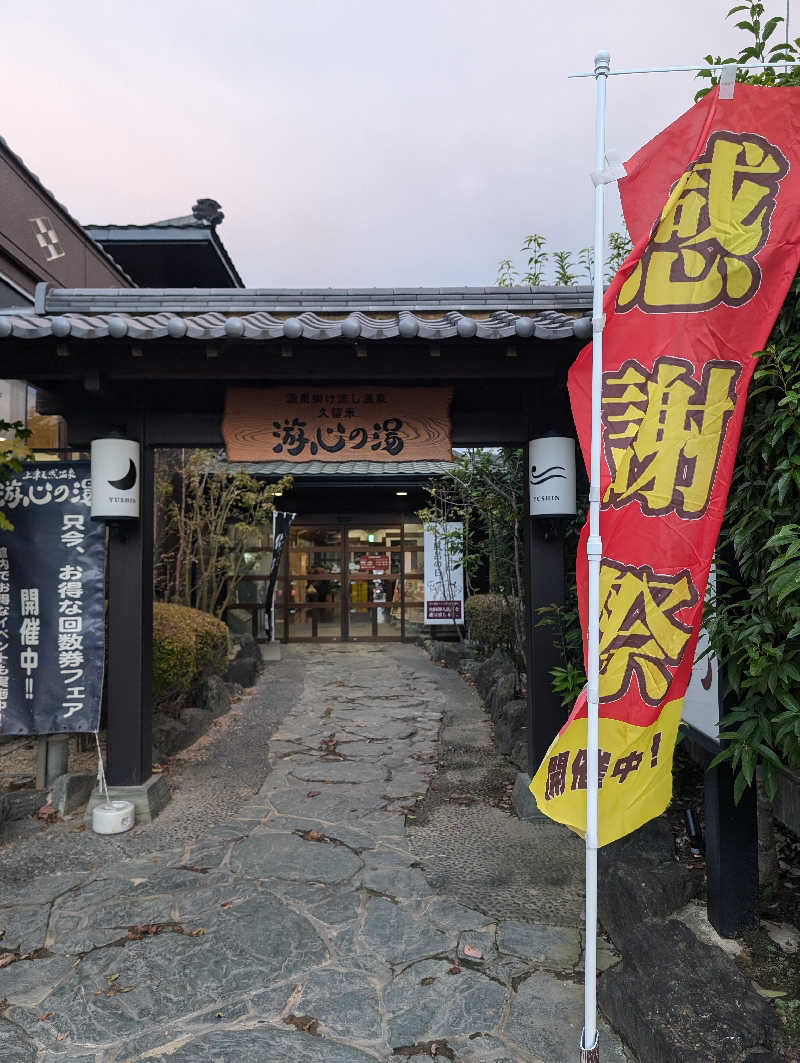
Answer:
[0,644,633,1062]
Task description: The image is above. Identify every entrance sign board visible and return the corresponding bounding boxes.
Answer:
[0,462,105,734]
[423,522,463,623]
[223,386,452,463]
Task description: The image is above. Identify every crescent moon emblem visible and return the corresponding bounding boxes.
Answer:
[108,459,137,492]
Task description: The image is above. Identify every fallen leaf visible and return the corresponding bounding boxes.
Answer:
[420,976,436,986]
[463,944,483,959]
[447,966,461,975]
[187,928,206,937]
[306,791,321,798]
[284,1013,319,1035]
[220,901,233,909]
[38,1012,50,1021]
[0,954,16,969]
[35,804,59,824]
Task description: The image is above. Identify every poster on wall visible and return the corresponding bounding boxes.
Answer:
[223,386,453,463]
[681,569,720,746]
[423,522,463,624]
[0,462,105,734]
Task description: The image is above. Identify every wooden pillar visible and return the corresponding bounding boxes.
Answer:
[106,416,153,786]
[524,513,567,774]
[523,376,575,776]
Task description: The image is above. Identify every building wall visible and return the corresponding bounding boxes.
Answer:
[0,142,130,304]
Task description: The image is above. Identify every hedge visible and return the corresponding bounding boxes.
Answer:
[465,593,521,656]
[153,602,229,712]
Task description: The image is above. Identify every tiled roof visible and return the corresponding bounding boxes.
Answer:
[238,460,456,478]
[0,287,593,342]
[84,223,244,288]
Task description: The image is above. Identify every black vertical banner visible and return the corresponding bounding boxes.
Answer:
[265,511,295,639]
[0,462,105,734]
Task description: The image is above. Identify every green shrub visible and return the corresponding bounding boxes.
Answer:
[190,608,229,685]
[152,602,229,712]
[465,594,521,657]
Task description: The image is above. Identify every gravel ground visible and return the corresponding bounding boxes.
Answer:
[0,649,305,889]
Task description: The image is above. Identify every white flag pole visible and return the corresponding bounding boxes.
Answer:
[270,509,277,642]
[581,48,610,1063]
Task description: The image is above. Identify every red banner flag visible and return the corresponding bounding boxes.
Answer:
[531,84,800,845]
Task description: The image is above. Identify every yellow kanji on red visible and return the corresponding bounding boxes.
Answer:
[618,131,789,313]
[602,356,740,518]
[599,559,698,706]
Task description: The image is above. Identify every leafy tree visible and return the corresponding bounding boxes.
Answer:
[696,2,799,100]
[155,449,290,620]
[692,5,800,808]
[0,420,31,532]
[420,449,527,665]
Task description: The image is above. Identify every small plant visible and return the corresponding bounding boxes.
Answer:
[578,246,595,283]
[606,231,632,283]
[696,2,799,100]
[520,233,549,286]
[496,258,518,287]
[553,250,578,286]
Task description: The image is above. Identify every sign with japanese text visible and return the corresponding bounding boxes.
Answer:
[424,522,463,623]
[531,84,800,845]
[359,554,389,571]
[223,387,453,463]
[0,462,105,734]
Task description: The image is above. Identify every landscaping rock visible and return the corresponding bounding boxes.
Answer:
[235,635,263,665]
[199,674,230,714]
[227,655,259,688]
[152,716,188,762]
[492,698,526,757]
[598,919,781,1063]
[473,648,517,720]
[598,817,702,950]
[4,788,49,821]
[427,640,473,670]
[50,773,95,816]
[508,731,528,771]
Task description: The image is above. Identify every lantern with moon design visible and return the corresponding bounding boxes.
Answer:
[90,438,140,521]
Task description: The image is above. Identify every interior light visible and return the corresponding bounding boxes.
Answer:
[367,533,375,542]
[396,490,408,496]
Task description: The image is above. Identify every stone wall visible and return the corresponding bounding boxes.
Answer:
[421,639,528,772]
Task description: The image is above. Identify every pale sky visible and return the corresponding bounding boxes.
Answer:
[1,0,761,288]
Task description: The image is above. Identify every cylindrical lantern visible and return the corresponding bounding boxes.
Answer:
[90,438,140,521]
[529,436,576,517]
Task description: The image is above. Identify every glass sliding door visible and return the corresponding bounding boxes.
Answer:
[284,525,344,640]
[345,526,402,640]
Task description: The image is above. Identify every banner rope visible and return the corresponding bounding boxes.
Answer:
[93,731,111,806]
